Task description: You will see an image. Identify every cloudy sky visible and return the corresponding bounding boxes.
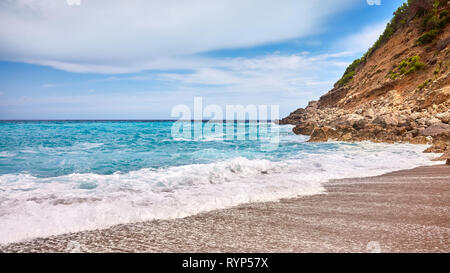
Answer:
[0,0,406,119]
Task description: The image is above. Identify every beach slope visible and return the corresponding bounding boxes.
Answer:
[2,165,449,253]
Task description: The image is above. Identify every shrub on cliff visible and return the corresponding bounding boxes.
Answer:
[440,10,449,19]
[421,10,449,31]
[417,1,450,44]
[336,71,355,87]
[364,3,410,59]
[388,55,425,78]
[408,0,434,19]
[424,14,441,30]
[417,29,440,44]
[418,79,431,89]
[438,12,450,28]
[335,0,444,88]
[335,58,363,87]
[335,1,412,87]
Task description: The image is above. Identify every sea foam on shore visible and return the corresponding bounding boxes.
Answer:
[0,141,439,245]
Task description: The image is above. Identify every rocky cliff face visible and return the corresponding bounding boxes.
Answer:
[280,1,450,162]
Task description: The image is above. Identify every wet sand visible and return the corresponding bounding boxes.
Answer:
[2,165,449,253]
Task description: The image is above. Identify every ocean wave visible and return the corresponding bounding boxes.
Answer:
[0,142,439,245]
[19,142,104,155]
[0,151,16,158]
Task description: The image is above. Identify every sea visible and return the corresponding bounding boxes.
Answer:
[0,120,438,244]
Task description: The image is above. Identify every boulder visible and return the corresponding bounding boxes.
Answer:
[363,108,375,119]
[308,128,328,142]
[306,100,318,110]
[373,115,398,128]
[410,136,428,144]
[293,123,314,135]
[323,127,339,139]
[340,132,353,141]
[426,117,442,126]
[373,116,386,126]
[423,141,448,153]
[435,111,450,124]
[432,151,450,163]
[353,118,368,130]
[425,131,450,153]
[419,123,450,136]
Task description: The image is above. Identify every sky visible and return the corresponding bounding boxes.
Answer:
[0,0,407,120]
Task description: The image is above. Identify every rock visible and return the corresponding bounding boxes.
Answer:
[363,108,375,119]
[420,123,450,136]
[373,115,398,128]
[433,131,450,142]
[344,114,364,127]
[277,61,449,148]
[323,127,339,139]
[352,118,367,130]
[432,151,450,162]
[308,128,328,142]
[435,111,450,124]
[410,129,420,137]
[394,127,408,136]
[293,123,314,135]
[416,118,427,126]
[306,100,318,110]
[410,136,428,144]
[426,117,442,126]
[425,131,450,153]
[372,115,385,126]
[340,132,353,141]
[410,112,421,120]
[424,141,447,153]
[398,118,414,130]
[386,115,399,127]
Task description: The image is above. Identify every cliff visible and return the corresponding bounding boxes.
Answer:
[280,0,450,162]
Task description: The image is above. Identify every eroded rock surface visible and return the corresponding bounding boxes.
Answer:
[280,5,450,159]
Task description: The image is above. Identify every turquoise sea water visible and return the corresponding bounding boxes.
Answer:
[0,121,309,177]
[0,121,438,244]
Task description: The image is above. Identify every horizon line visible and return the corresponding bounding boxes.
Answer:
[0,119,279,122]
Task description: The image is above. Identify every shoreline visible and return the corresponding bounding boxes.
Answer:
[2,164,449,253]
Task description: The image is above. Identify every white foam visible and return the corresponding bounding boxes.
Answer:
[0,142,439,245]
[18,142,104,155]
[0,151,16,158]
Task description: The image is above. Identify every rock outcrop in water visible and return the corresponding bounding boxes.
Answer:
[280,1,450,161]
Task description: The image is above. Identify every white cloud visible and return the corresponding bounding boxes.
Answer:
[0,1,391,119]
[0,0,358,73]
[335,20,388,54]
[41,83,66,88]
[158,52,350,93]
[0,51,358,119]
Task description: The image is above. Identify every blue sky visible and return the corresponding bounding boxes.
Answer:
[0,0,406,119]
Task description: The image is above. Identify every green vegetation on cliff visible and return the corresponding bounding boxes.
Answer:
[417,2,450,44]
[335,0,449,87]
[335,58,362,87]
[388,55,425,79]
